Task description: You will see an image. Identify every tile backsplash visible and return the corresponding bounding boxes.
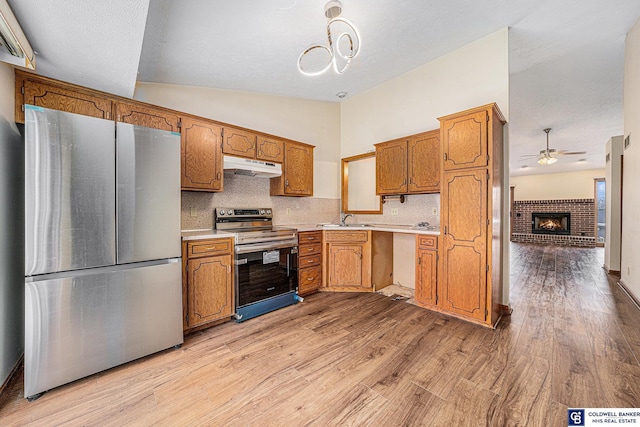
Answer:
[352,193,440,227]
[181,173,341,230]
[181,173,440,230]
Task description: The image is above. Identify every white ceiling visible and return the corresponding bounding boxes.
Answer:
[7,0,640,176]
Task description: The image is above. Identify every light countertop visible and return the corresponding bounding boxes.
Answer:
[182,224,440,241]
[181,229,235,241]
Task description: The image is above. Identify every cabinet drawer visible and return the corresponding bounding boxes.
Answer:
[299,242,322,257]
[417,235,437,249]
[299,253,321,268]
[187,238,233,258]
[324,230,368,243]
[299,265,322,293]
[299,231,322,243]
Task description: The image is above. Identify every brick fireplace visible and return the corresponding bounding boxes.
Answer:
[511,199,595,247]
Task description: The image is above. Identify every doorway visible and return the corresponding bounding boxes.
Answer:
[594,178,606,247]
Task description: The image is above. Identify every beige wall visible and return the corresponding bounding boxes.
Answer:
[0,63,15,124]
[340,28,509,157]
[605,136,624,272]
[622,17,640,300]
[511,169,605,201]
[134,83,342,199]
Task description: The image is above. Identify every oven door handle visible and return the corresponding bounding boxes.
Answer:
[235,241,298,254]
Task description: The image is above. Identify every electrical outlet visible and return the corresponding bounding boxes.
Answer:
[431,207,438,215]
[391,208,399,216]
[190,207,197,217]
[286,207,291,215]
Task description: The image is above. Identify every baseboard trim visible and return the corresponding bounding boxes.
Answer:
[0,353,23,408]
[603,265,621,276]
[618,280,640,311]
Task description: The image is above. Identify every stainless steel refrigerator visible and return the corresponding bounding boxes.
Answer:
[24,105,183,399]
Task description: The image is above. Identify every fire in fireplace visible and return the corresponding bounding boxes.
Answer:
[531,212,570,235]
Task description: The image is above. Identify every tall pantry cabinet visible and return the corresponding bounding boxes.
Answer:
[438,103,506,327]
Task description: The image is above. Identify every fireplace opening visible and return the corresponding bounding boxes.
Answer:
[531,212,570,235]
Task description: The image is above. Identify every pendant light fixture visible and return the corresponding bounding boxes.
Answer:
[297,0,361,76]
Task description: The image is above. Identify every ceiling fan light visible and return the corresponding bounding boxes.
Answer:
[538,155,557,165]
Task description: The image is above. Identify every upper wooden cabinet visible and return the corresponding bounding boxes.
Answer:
[441,110,489,171]
[222,127,286,164]
[257,135,285,163]
[408,131,440,193]
[16,71,113,123]
[222,127,257,158]
[375,129,440,195]
[181,117,223,192]
[115,100,180,132]
[270,141,314,197]
[376,138,408,195]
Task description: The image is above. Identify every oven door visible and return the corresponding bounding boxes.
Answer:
[235,245,298,308]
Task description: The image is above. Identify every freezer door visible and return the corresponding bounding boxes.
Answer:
[25,106,116,276]
[116,123,181,264]
[24,261,183,398]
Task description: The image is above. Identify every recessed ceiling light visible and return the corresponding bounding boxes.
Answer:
[336,92,347,98]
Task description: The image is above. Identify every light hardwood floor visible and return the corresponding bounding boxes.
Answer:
[1,243,640,426]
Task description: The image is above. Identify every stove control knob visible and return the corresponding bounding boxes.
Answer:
[260,209,266,215]
[266,209,272,215]
[219,210,225,216]
[227,209,234,215]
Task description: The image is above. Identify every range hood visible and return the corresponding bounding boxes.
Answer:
[223,155,282,178]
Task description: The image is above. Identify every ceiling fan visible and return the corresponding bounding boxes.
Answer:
[521,128,587,165]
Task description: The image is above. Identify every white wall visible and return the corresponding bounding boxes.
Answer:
[340,28,509,157]
[0,63,24,388]
[605,136,623,272]
[511,169,605,201]
[134,83,341,199]
[622,17,640,300]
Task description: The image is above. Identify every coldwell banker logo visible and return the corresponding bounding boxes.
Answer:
[568,409,585,426]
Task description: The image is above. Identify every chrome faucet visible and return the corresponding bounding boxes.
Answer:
[340,213,354,226]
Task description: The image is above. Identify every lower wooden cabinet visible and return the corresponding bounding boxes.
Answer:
[323,230,372,291]
[298,231,323,296]
[415,235,438,308]
[182,237,234,331]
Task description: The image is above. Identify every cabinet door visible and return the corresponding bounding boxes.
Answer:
[408,131,440,193]
[187,254,233,328]
[257,135,284,163]
[116,101,179,132]
[222,127,257,158]
[376,139,407,195]
[441,110,488,171]
[415,248,437,308]
[23,79,113,121]
[283,142,314,196]
[440,169,488,321]
[327,243,364,287]
[181,117,223,191]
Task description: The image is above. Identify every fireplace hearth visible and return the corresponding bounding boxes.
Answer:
[532,212,570,235]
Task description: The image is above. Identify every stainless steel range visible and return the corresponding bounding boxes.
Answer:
[215,208,299,322]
